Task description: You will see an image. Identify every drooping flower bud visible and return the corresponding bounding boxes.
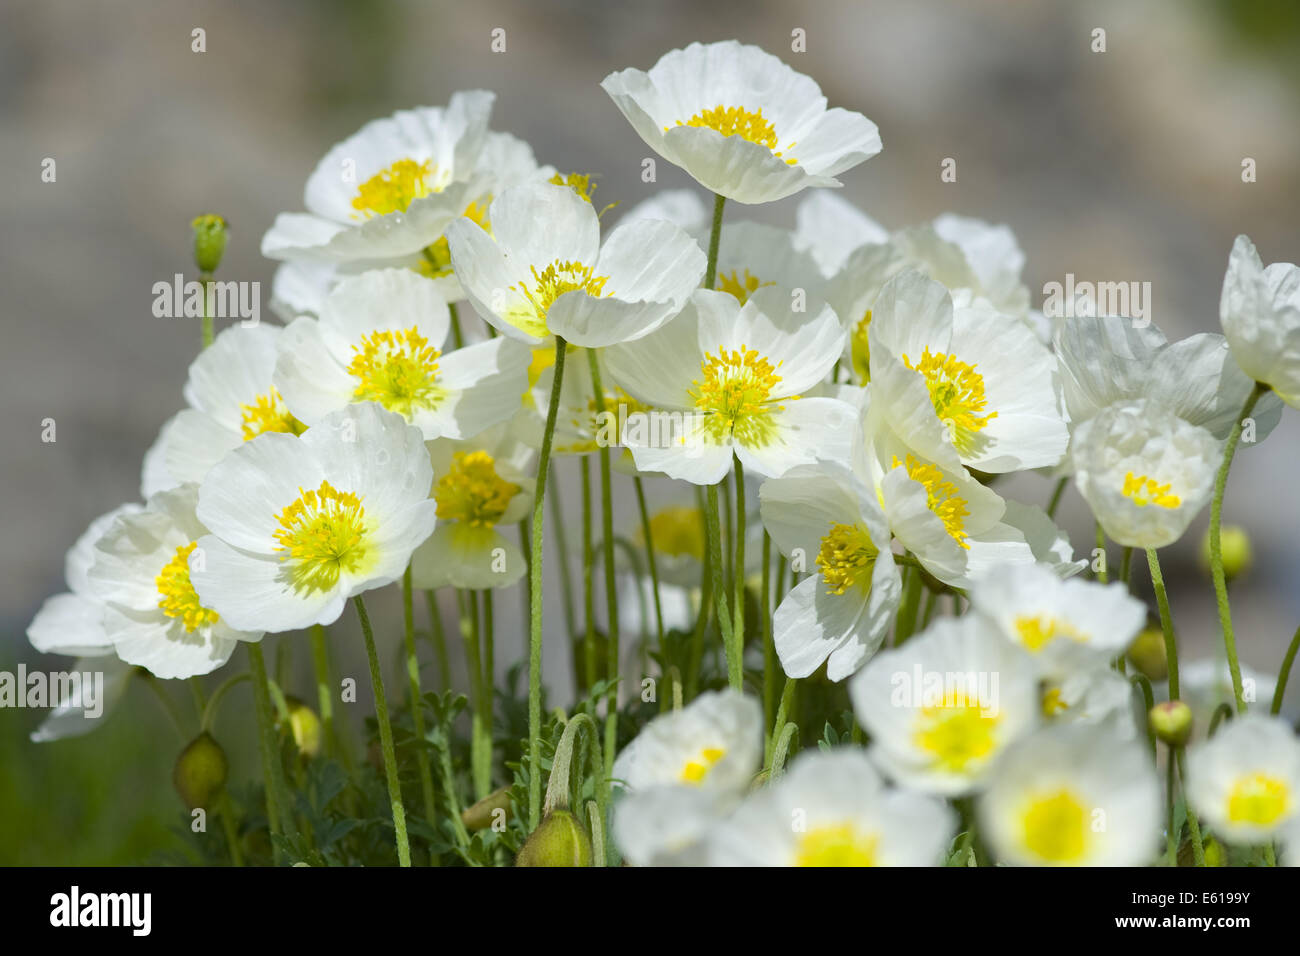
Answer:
[1199,525,1253,582]
[1127,627,1168,681]
[1149,700,1193,747]
[173,731,229,809]
[514,810,592,867]
[463,786,513,832]
[276,696,322,758]
[191,214,229,273]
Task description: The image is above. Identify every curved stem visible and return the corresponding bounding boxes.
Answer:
[448,301,465,350]
[706,482,740,689]
[199,672,249,733]
[1146,548,1180,700]
[1046,475,1068,519]
[703,193,726,289]
[142,673,189,742]
[354,595,410,867]
[402,568,438,823]
[1129,673,1157,758]
[1210,382,1266,713]
[1208,702,1234,737]
[1272,623,1300,715]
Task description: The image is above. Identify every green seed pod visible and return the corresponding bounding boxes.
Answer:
[191,214,229,273]
[1149,700,1193,748]
[1127,627,1168,681]
[463,787,513,832]
[1199,525,1253,582]
[173,731,228,809]
[515,810,592,867]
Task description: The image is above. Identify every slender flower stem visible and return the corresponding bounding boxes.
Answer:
[527,336,567,830]
[704,193,726,289]
[706,483,741,689]
[766,677,797,767]
[1046,475,1068,519]
[306,626,339,761]
[633,476,665,650]
[1175,749,1206,866]
[448,301,465,350]
[354,595,410,867]
[1210,382,1267,713]
[218,791,244,866]
[1146,548,1180,699]
[425,589,451,692]
[685,564,712,701]
[894,564,924,646]
[459,589,490,800]
[761,531,777,742]
[245,643,284,862]
[1272,623,1300,715]
[401,569,438,823]
[1119,547,1133,589]
[549,466,578,640]
[581,454,597,692]
[1165,753,1177,865]
[200,273,214,349]
[1094,523,1109,583]
[733,458,747,657]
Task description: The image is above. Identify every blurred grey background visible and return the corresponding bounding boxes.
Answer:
[3,0,1299,689]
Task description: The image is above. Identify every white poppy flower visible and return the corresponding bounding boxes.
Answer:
[604,287,856,484]
[274,268,530,440]
[190,403,437,633]
[969,562,1145,678]
[410,426,534,590]
[447,181,704,348]
[793,191,888,277]
[601,41,881,205]
[704,220,825,306]
[613,785,731,868]
[1071,398,1220,549]
[1041,669,1143,741]
[707,749,955,866]
[758,462,901,681]
[86,485,262,679]
[1186,714,1300,845]
[849,615,1040,796]
[1219,234,1300,407]
[978,722,1161,866]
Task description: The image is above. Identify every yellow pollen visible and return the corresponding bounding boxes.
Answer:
[1021,790,1090,863]
[680,746,726,784]
[816,523,878,596]
[416,198,491,280]
[795,824,879,867]
[1014,615,1088,653]
[643,506,706,561]
[1121,472,1181,509]
[351,157,441,218]
[913,691,1000,773]
[671,106,798,164]
[347,326,444,418]
[1041,686,1069,717]
[155,542,220,633]
[850,309,872,382]
[716,268,774,305]
[507,260,611,338]
[1227,773,1290,826]
[239,387,306,440]
[902,347,997,453]
[273,481,371,594]
[893,454,970,548]
[691,345,789,446]
[434,451,519,528]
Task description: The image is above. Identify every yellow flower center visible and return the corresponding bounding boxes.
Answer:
[1041,685,1069,717]
[643,506,706,561]
[1227,773,1290,826]
[347,327,444,418]
[691,345,789,446]
[893,454,970,549]
[273,481,371,594]
[155,541,220,633]
[680,746,726,784]
[671,106,798,164]
[507,260,611,339]
[1014,615,1088,653]
[795,823,879,867]
[1121,472,1181,509]
[239,387,307,440]
[416,198,491,280]
[902,347,997,453]
[850,309,872,382]
[716,269,774,305]
[816,523,878,596]
[913,691,1000,773]
[1021,789,1090,863]
[434,451,520,528]
[351,157,442,218]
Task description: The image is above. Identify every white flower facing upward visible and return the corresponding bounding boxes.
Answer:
[604,287,856,484]
[274,269,530,440]
[601,41,881,205]
[707,749,955,866]
[758,462,900,681]
[190,403,437,632]
[1219,234,1300,407]
[446,181,705,348]
[978,722,1161,866]
[1186,714,1300,845]
[86,485,262,679]
[1071,398,1220,549]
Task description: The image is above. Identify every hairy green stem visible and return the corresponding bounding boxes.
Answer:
[354,596,410,866]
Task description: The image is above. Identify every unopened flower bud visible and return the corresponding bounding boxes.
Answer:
[1149,700,1193,747]
[191,214,229,273]
[514,810,592,867]
[1127,627,1168,681]
[276,696,322,758]
[462,786,513,832]
[1199,525,1252,582]
[173,731,228,809]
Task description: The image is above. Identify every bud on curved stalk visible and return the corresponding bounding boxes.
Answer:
[174,731,229,809]
[514,810,593,867]
[1149,700,1193,748]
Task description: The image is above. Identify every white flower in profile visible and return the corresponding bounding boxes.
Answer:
[978,722,1161,866]
[1186,714,1300,845]
[969,562,1145,678]
[1041,669,1143,741]
[868,271,1068,473]
[261,92,495,263]
[601,41,881,205]
[410,426,534,590]
[707,749,955,866]
[1071,398,1219,549]
[86,485,262,679]
[604,287,856,484]
[142,325,305,499]
[1219,234,1300,407]
[446,181,705,348]
[849,615,1039,796]
[758,461,900,681]
[274,269,530,440]
[190,403,437,632]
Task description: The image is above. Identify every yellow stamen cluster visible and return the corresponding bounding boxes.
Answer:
[902,347,997,452]
[509,260,611,337]
[795,824,879,867]
[351,158,440,218]
[1227,773,1290,825]
[715,268,774,305]
[691,345,787,446]
[894,454,970,548]
[434,451,520,528]
[672,106,798,164]
[1121,472,1181,509]
[347,327,444,418]
[816,523,878,596]
[273,481,370,593]
[680,746,726,784]
[644,506,706,561]
[417,199,491,280]
[1020,790,1090,863]
[1014,615,1088,653]
[239,387,306,440]
[913,691,999,772]
[155,541,220,633]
